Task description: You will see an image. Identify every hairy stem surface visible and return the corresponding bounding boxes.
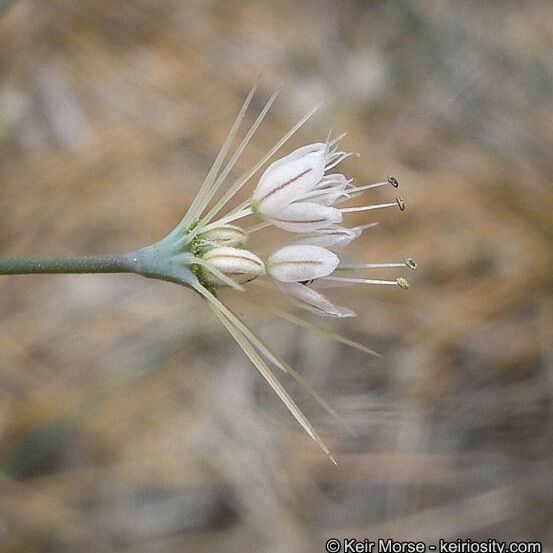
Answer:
[0,254,137,276]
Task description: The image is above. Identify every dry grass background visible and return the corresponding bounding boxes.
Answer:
[0,0,552,551]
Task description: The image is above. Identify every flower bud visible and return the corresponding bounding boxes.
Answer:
[252,143,327,215]
[202,247,265,286]
[197,224,247,248]
[266,244,339,283]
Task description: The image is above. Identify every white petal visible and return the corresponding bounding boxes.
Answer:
[266,202,342,233]
[279,282,356,317]
[290,226,362,248]
[311,253,370,288]
[252,146,327,215]
[313,173,351,192]
[267,245,339,282]
[265,143,327,171]
[203,247,265,285]
[304,174,352,206]
[302,188,349,206]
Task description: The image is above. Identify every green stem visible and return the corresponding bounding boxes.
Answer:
[0,254,137,276]
[0,242,201,289]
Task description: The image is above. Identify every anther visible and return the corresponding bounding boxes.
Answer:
[388,176,399,188]
[397,277,409,290]
[405,258,417,270]
[395,196,406,211]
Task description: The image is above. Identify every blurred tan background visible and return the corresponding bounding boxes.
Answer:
[1,1,552,551]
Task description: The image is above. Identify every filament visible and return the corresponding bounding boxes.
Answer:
[338,259,417,270]
[348,181,388,194]
[323,276,404,286]
[341,201,397,213]
[341,196,405,213]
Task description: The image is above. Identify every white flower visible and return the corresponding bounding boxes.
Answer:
[251,139,355,223]
[251,143,328,215]
[266,244,356,317]
[266,244,339,283]
[265,241,414,317]
[201,246,265,287]
[251,138,405,235]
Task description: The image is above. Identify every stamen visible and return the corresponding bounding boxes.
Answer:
[338,261,413,269]
[397,277,409,289]
[405,258,418,269]
[387,175,400,188]
[347,181,388,194]
[338,261,407,269]
[341,200,399,213]
[333,179,401,206]
[323,276,403,286]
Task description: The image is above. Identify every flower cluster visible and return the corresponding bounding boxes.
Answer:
[189,138,413,317]
[0,80,416,462]
[169,85,416,460]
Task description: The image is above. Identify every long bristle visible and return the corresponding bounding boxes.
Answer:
[181,80,259,228]
[198,285,337,463]
[199,102,323,228]
[200,87,283,226]
[218,300,357,437]
[212,303,337,463]
[262,305,381,357]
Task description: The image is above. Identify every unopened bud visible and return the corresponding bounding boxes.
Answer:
[202,247,265,286]
[197,224,247,248]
